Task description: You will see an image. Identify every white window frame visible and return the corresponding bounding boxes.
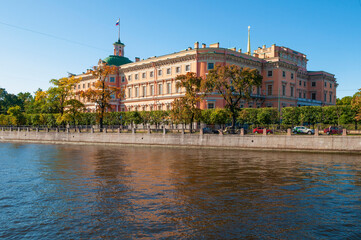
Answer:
[185,65,190,72]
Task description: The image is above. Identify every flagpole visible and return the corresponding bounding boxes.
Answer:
[118,18,120,41]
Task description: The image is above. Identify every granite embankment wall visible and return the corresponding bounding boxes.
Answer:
[1,129,361,153]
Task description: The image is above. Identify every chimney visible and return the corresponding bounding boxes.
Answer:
[194,42,199,49]
[202,43,206,48]
[238,49,242,53]
[210,42,219,48]
[187,47,192,50]
[135,57,140,62]
[229,47,236,51]
[262,45,266,49]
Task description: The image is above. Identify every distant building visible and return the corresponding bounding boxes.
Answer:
[73,32,337,112]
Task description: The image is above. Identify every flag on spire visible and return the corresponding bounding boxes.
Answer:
[116,19,120,26]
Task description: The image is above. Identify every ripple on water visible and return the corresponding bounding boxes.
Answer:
[1,143,361,239]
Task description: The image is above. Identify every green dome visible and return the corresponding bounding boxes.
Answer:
[103,55,132,66]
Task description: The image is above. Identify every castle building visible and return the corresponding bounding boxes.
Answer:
[74,33,337,112]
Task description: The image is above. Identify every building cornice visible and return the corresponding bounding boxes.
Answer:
[120,54,196,73]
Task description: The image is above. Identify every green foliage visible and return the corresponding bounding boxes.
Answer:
[210,109,231,125]
[7,106,25,126]
[237,108,258,125]
[201,109,213,125]
[336,96,352,106]
[281,107,300,126]
[257,108,278,125]
[299,106,322,126]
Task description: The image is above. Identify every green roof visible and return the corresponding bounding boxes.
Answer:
[114,39,124,45]
[103,55,132,66]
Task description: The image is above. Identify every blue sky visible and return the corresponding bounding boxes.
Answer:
[0,0,360,98]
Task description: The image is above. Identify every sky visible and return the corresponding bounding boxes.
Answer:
[0,0,360,98]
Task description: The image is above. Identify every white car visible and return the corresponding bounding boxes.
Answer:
[292,126,314,135]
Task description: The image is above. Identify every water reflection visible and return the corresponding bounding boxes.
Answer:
[1,143,361,239]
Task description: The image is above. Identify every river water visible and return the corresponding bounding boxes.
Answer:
[1,142,361,239]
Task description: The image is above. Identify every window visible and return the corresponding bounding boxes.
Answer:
[150,106,153,111]
[176,67,180,73]
[267,85,272,96]
[282,71,286,78]
[167,68,171,74]
[87,83,90,88]
[330,83,332,88]
[299,80,302,86]
[312,82,316,87]
[207,102,215,109]
[128,75,132,81]
[311,93,316,100]
[142,86,146,97]
[166,105,170,111]
[158,70,162,76]
[158,84,163,95]
[176,84,180,93]
[167,82,171,94]
[150,85,154,96]
[329,93,332,102]
[291,73,294,79]
[185,65,190,71]
[82,84,85,88]
[150,71,154,77]
[208,63,214,70]
[268,70,273,77]
[128,88,132,98]
[304,81,306,87]
[303,92,306,98]
[121,76,125,82]
[142,73,146,79]
[135,74,138,80]
[282,85,286,96]
[299,91,302,98]
[135,87,139,97]
[110,77,115,82]
[290,86,294,97]
[257,87,260,95]
[324,93,327,102]
[78,85,80,89]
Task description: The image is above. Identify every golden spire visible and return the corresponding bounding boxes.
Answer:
[247,26,251,55]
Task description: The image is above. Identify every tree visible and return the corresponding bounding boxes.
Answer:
[0,88,23,114]
[336,96,352,106]
[80,64,121,131]
[171,72,203,132]
[64,99,85,125]
[204,65,263,129]
[299,106,322,128]
[351,89,361,128]
[281,107,300,127]
[210,108,230,127]
[257,108,278,126]
[7,106,25,126]
[48,76,80,116]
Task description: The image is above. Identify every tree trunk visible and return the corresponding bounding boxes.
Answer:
[190,115,194,133]
[99,108,104,132]
[231,109,236,130]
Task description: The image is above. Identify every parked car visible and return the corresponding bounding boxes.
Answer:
[324,126,343,135]
[202,127,218,134]
[292,126,314,135]
[253,127,273,134]
[222,126,248,134]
